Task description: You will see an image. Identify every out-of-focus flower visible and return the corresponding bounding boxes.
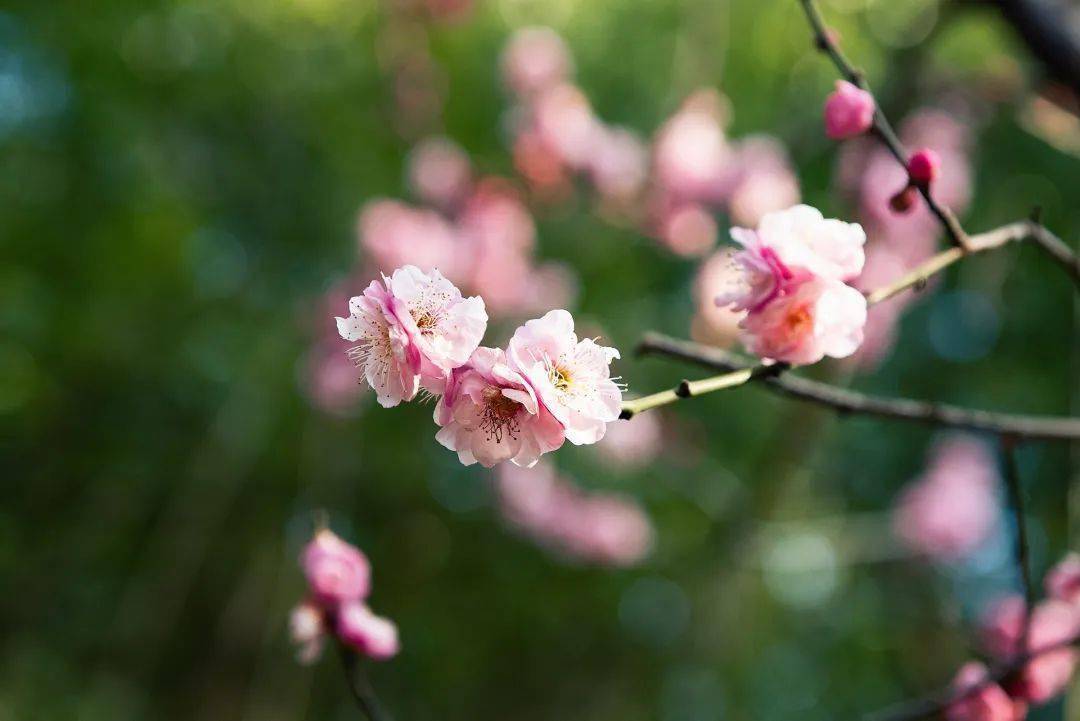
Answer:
[305,342,368,417]
[692,250,746,347]
[587,125,649,201]
[435,346,566,467]
[722,136,801,227]
[1046,553,1080,606]
[824,80,875,140]
[507,310,623,445]
[659,203,718,258]
[501,27,573,99]
[981,595,1080,704]
[512,125,573,198]
[495,459,653,566]
[892,434,999,561]
[944,662,1027,721]
[740,276,867,364]
[337,266,488,402]
[594,411,663,469]
[654,101,730,202]
[289,601,327,665]
[407,136,472,210]
[337,602,401,661]
[848,245,908,368]
[301,529,372,606]
[357,199,462,280]
[533,83,599,170]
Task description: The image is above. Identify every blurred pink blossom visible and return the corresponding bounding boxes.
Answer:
[848,245,908,368]
[981,596,1080,704]
[289,601,327,665]
[1046,553,1080,606]
[594,411,663,469]
[501,27,573,99]
[495,459,653,566]
[659,203,718,258]
[533,83,600,170]
[824,80,875,139]
[407,136,472,209]
[721,136,802,227]
[691,250,746,347]
[587,125,649,201]
[337,601,401,661]
[301,529,372,607]
[892,434,999,561]
[654,101,730,202]
[435,346,566,467]
[357,199,462,280]
[944,662,1027,721]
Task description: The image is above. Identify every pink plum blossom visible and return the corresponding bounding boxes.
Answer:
[337,602,401,661]
[289,601,327,665]
[714,205,866,313]
[357,199,462,281]
[739,277,867,365]
[501,27,573,98]
[434,346,566,467]
[407,136,472,209]
[301,529,372,606]
[507,309,623,445]
[337,266,487,403]
[824,80,875,139]
[944,662,1027,721]
[892,434,999,561]
[495,460,653,566]
[654,103,730,202]
[1046,553,1080,606]
[533,83,600,170]
[721,136,802,227]
[586,125,649,201]
[981,596,1080,704]
[659,203,718,258]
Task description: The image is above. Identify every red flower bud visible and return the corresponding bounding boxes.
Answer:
[907,148,940,187]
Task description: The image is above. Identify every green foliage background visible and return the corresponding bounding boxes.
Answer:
[2,0,1076,719]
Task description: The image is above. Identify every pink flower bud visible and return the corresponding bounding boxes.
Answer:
[944,662,1027,721]
[1046,552,1080,606]
[889,184,918,214]
[300,529,372,607]
[823,80,875,140]
[907,148,940,187]
[337,602,400,660]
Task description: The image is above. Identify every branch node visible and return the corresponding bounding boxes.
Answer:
[675,380,692,398]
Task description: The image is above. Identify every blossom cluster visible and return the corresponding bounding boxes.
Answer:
[946,553,1080,721]
[496,459,653,566]
[501,27,801,257]
[710,204,868,365]
[336,265,623,467]
[289,529,399,664]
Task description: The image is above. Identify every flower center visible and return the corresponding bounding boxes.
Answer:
[480,387,522,443]
[549,365,572,392]
[784,304,813,337]
[412,309,440,335]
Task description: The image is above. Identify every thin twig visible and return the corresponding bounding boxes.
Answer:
[865,632,1080,721]
[798,0,970,249]
[632,333,1080,441]
[1001,438,1035,650]
[339,645,393,721]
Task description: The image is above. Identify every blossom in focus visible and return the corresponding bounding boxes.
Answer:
[739,276,867,364]
[301,529,372,606]
[980,595,1080,704]
[495,459,653,566]
[407,136,472,209]
[337,601,401,661]
[714,205,865,313]
[593,411,663,469]
[824,80,875,139]
[892,434,999,561]
[434,346,566,467]
[501,27,573,98]
[1046,553,1080,606]
[289,601,327,665]
[507,309,623,445]
[944,662,1027,721]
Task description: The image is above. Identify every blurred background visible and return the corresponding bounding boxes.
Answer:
[2,0,1078,718]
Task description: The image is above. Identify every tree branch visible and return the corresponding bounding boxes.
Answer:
[339,645,393,721]
[991,0,1080,98]
[631,332,1080,441]
[1001,438,1035,649]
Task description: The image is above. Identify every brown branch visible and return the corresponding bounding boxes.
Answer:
[798,0,970,249]
[865,632,1080,721]
[339,645,393,721]
[632,332,1080,441]
[1001,439,1035,650]
[991,0,1080,98]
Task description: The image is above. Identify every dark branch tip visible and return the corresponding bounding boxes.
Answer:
[675,380,692,398]
[618,408,634,420]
